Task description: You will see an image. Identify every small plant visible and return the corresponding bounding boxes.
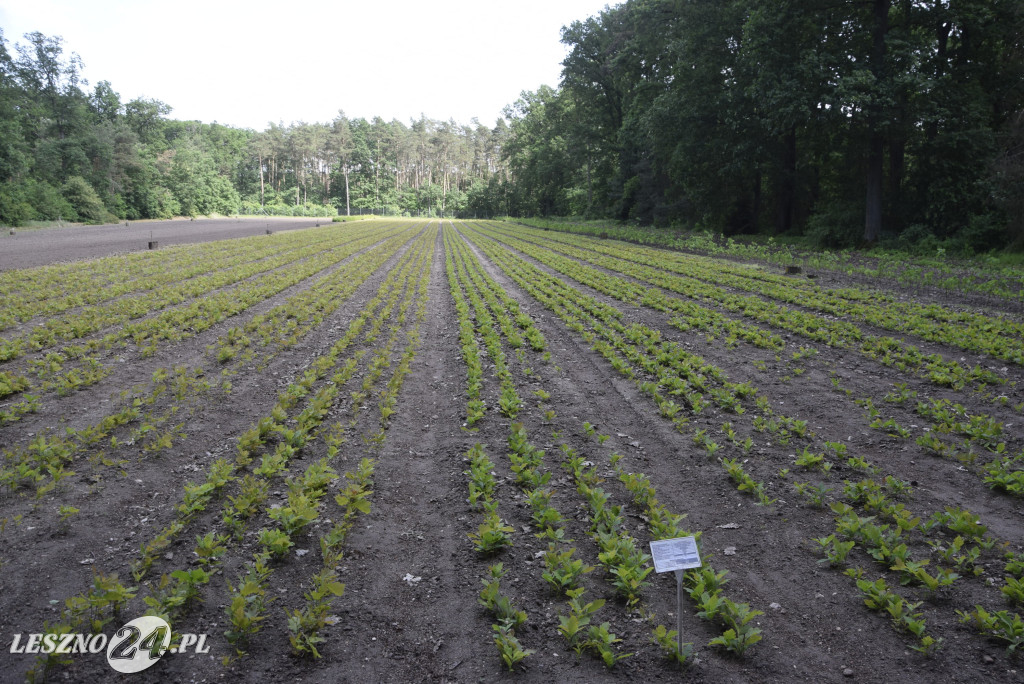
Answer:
[1002,576,1024,606]
[143,568,210,621]
[493,625,533,671]
[890,558,959,593]
[286,566,346,658]
[794,481,831,508]
[956,605,1024,653]
[794,447,829,472]
[846,455,877,473]
[64,571,137,632]
[558,587,605,655]
[224,553,274,655]
[469,512,514,555]
[884,475,913,498]
[478,562,506,611]
[464,443,497,508]
[884,383,917,405]
[268,492,319,537]
[498,385,521,418]
[56,505,79,532]
[542,544,594,594]
[934,506,987,541]
[1006,552,1024,578]
[651,624,694,665]
[195,532,229,568]
[587,621,632,667]
[815,534,855,567]
[710,599,763,656]
[259,528,294,559]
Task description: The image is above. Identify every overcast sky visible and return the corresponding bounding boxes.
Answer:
[0,0,611,130]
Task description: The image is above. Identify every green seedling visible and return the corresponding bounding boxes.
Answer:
[56,505,79,531]
[710,600,763,656]
[815,534,855,567]
[1002,577,1024,606]
[258,528,294,558]
[542,545,594,594]
[558,588,606,655]
[956,605,1024,653]
[651,624,694,665]
[493,625,533,671]
[794,482,831,508]
[469,512,514,555]
[195,532,229,568]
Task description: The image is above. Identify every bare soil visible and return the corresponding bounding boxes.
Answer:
[0,219,1021,684]
[0,217,342,271]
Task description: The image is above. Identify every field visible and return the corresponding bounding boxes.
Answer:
[0,217,337,271]
[0,218,1022,683]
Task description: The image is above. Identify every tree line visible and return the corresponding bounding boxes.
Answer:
[0,29,517,226]
[505,0,1023,251]
[2,2,1023,253]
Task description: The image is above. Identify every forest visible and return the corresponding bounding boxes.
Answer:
[1,0,1022,252]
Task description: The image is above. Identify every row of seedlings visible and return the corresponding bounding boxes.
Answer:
[0,227,417,506]
[20,226,436,680]
[444,226,535,669]
[466,222,1024,662]
[0,222,410,413]
[480,221,1010,396]
[488,221,1024,369]
[447,224,762,670]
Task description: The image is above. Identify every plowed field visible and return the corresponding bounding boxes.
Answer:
[1,219,1021,683]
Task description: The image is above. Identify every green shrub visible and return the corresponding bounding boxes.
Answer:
[62,176,110,223]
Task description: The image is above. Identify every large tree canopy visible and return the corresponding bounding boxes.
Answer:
[504,0,1024,250]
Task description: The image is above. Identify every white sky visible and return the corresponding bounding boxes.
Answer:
[0,0,611,130]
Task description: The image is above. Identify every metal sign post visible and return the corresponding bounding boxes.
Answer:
[650,536,702,658]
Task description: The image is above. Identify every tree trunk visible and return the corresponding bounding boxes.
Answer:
[776,127,796,234]
[343,168,351,216]
[888,130,905,229]
[258,153,265,207]
[752,171,762,233]
[865,136,884,244]
[926,19,950,143]
[864,0,889,244]
[585,146,593,217]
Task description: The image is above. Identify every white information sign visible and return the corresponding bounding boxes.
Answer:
[649,536,702,573]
